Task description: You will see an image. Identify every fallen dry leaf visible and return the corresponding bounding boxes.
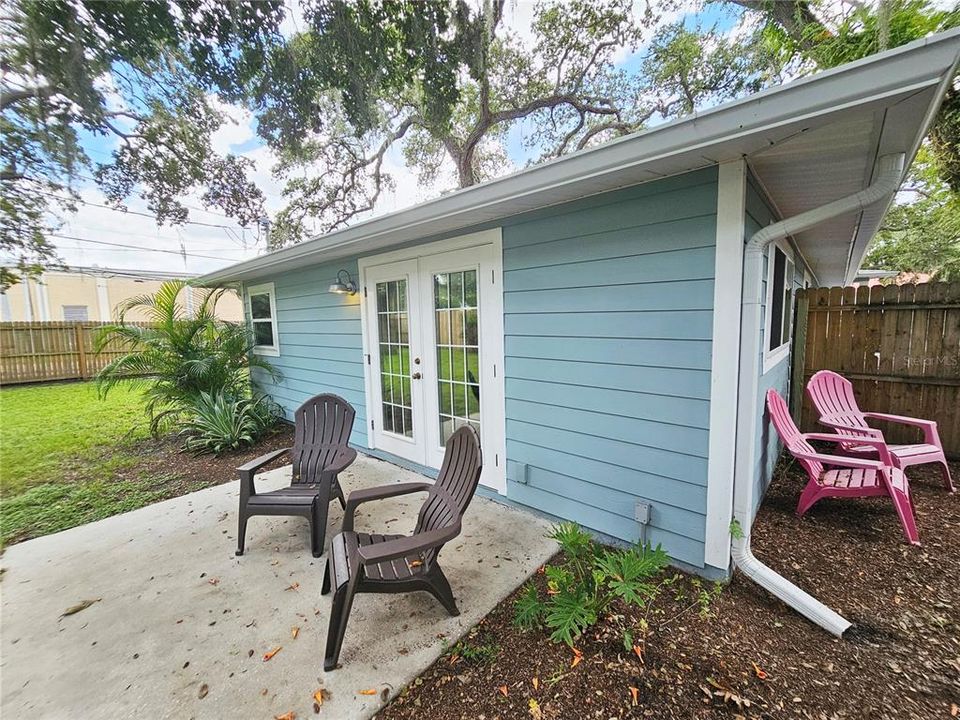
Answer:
[629,686,639,706]
[260,688,268,696]
[632,645,644,662]
[263,647,282,662]
[274,713,295,720]
[313,689,327,706]
[570,648,583,669]
[528,697,542,719]
[752,662,768,680]
[285,582,300,592]
[358,688,378,696]
[291,626,300,640]
[198,683,209,699]
[498,685,509,697]
[408,559,423,568]
[380,688,389,702]
[532,677,539,690]
[60,598,100,618]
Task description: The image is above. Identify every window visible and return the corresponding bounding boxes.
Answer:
[247,283,279,356]
[63,305,89,322]
[764,243,794,370]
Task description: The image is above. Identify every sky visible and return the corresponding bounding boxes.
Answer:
[39,1,745,277]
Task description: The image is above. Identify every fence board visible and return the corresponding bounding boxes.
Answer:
[795,282,960,457]
[0,321,150,385]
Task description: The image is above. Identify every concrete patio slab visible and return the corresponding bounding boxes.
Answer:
[1,454,556,719]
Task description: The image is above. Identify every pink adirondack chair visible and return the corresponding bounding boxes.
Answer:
[807,370,954,493]
[766,389,920,545]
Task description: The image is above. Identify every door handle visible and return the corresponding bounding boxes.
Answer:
[411,372,422,380]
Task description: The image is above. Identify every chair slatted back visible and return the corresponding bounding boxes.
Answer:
[806,370,873,448]
[415,425,482,565]
[291,394,355,485]
[767,390,824,482]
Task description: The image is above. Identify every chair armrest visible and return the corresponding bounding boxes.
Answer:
[237,447,290,499]
[237,447,290,475]
[342,482,432,532]
[356,522,461,565]
[863,411,933,428]
[863,412,939,445]
[792,447,885,471]
[323,446,357,476]
[801,433,893,465]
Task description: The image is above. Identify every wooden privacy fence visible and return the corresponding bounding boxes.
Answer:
[791,282,960,457]
[0,321,147,385]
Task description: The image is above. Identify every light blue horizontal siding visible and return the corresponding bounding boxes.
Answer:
[247,167,720,571]
[501,167,718,568]
[249,258,369,448]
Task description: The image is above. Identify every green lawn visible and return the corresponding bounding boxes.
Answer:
[0,382,155,546]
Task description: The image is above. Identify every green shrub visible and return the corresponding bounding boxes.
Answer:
[513,522,669,646]
[179,390,280,455]
[95,280,279,435]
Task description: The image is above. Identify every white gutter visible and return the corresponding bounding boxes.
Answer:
[731,152,906,637]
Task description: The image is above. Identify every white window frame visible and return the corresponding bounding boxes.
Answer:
[762,238,795,373]
[247,282,280,357]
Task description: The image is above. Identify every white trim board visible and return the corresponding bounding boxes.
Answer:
[357,228,507,494]
[246,282,281,357]
[703,158,747,572]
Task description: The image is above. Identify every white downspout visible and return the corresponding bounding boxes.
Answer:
[731,152,906,637]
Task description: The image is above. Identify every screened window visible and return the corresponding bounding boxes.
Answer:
[765,244,794,366]
[247,283,279,356]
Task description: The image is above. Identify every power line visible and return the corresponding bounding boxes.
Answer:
[62,221,251,250]
[34,188,253,230]
[50,233,249,261]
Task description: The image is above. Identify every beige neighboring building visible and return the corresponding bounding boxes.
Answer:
[0,266,243,323]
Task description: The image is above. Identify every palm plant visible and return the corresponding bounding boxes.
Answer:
[95,280,279,435]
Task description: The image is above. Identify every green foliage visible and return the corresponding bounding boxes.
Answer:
[2,0,280,285]
[444,633,500,665]
[866,147,960,281]
[728,518,745,540]
[95,280,279,436]
[513,522,669,646]
[179,391,280,456]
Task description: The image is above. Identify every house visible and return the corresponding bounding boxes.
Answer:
[200,30,960,582]
[1,266,244,323]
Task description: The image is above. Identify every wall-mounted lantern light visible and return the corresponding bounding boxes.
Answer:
[328,269,358,295]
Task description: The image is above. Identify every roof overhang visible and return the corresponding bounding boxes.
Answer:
[200,28,960,287]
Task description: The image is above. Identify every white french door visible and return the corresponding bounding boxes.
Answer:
[360,231,506,493]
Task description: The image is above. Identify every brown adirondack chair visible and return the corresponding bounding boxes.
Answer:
[321,425,482,671]
[236,394,357,558]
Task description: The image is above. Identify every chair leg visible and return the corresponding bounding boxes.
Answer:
[936,460,955,493]
[321,555,331,596]
[312,493,330,558]
[425,565,459,617]
[889,487,920,546]
[795,481,823,518]
[236,509,249,556]
[324,574,359,671]
[332,477,347,510]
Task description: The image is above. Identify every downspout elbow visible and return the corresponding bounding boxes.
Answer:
[747,153,905,254]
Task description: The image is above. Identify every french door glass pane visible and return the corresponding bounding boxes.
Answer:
[376,279,413,437]
[434,269,480,445]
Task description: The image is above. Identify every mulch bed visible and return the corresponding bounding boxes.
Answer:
[88,423,294,500]
[377,459,960,720]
